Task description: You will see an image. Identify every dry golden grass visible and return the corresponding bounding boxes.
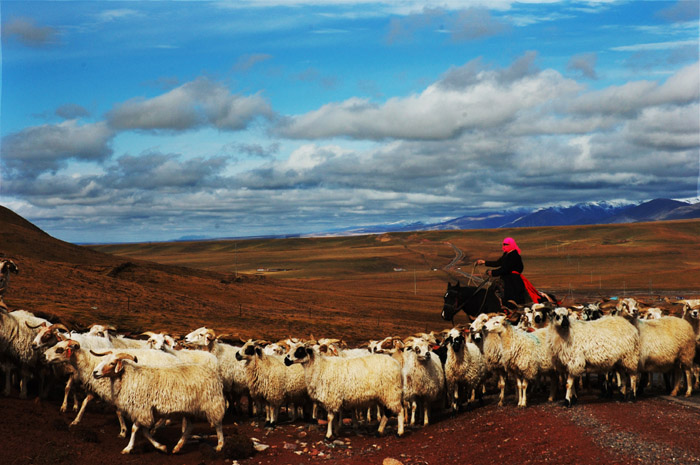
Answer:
[3,201,698,344]
[94,220,700,295]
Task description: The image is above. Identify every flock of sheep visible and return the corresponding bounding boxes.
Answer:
[1,256,699,456]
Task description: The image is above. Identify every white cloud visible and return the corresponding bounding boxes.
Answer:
[277,63,581,141]
[1,121,114,177]
[107,77,274,131]
[611,39,697,52]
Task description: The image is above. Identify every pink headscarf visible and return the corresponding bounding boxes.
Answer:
[502,237,521,254]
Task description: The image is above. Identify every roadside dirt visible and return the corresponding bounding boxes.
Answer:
[2,379,699,465]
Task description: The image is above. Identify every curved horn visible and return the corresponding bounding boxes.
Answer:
[26,321,48,330]
[140,331,158,337]
[116,353,138,363]
[49,323,70,333]
[90,349,113,357]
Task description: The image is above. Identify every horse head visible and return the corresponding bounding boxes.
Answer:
[441,281,461,321]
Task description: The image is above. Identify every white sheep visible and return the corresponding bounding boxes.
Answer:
[0,309,51,398]
[618,304,695,397]
[401,335,444,426]
[640,307,664,320]
[46,339,189,435]
[92,351,226,454]
[548,307,640,406]
[284,343,404,439]
[236,340,308,426]
[483,315,556,407]
[469,313,508,406]
[30,322,82,412]
[184,327,248,413]
[443,327,486,413]
[43,339,130,437]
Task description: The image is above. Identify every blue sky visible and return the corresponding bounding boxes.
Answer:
[1,1,698,243]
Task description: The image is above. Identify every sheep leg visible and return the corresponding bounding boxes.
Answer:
[422,400,430,426]
[450,383,459,412]
[397,404,404,436]
[60,376,74,413]
[19,367,31,399]
[71,391,80,412]
[410,400,417,426]
[140,423,168,453]
[564,375,576,407]
[214,422,225,451]
[172,417,192,454]
[377,412,388,435]
[114,410,128,438]
[670,367,683,396]
[684,367,693,397]
[497,373,506,407]
[521,379,529,408]
[270,404,279,426]
[289,403,297,422]
[325,411,335,439]
[151,418,167,433]
[548,375,557,402]
[71,393,94,426]
[630,372,638,400]
[122,423,140,454]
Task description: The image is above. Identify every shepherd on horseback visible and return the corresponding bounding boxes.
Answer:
[476,237,548,309]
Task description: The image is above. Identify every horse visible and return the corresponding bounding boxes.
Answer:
[441,280,502,324]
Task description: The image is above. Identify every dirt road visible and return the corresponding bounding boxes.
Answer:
[3,383,699,465]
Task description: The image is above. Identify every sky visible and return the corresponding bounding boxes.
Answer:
[0,0,698,244]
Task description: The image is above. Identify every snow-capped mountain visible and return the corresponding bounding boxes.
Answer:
[328,198,700,236]
[427,198,698,231]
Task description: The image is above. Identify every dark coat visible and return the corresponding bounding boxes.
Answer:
[485,251,527,305]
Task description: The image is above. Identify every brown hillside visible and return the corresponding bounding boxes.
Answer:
[2,205,699,343]
[0,205,114,265]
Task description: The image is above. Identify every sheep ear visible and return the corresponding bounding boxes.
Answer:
[305,347,313,356]
[255,347,262,356]
[115,360,124,374]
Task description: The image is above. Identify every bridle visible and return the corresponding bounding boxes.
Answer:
[443,278,492,324]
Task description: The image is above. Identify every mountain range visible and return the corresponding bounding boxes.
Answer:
[320,198,700,237]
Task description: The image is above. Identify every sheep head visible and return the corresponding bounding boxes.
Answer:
[93,353,138,379]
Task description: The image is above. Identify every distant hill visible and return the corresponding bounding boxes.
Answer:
[605,198,697,223]
[325,198,700,236]
[502,201,632,228]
